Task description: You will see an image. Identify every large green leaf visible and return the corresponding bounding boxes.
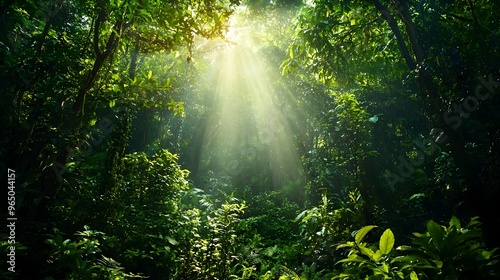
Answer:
[355,225,377,244]
[426,220,445,250]
[379,228,395,255]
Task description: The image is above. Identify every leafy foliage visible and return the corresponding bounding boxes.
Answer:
[45,226,141,279]
[335,216,500,279]
[2,0,500,279]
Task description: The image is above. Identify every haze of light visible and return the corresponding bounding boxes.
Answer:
[200,11,303,189]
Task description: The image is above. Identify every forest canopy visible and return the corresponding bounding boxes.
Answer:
[1,0,500,279]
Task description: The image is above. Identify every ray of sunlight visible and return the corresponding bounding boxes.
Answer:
[198,15,303,190]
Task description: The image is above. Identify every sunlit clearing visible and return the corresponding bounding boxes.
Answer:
[200,15,303,189]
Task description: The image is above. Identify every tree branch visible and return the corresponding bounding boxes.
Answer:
[396,0,424,63]
[370,0,416,70]
[93,9,105,57]
[72,19,124,129]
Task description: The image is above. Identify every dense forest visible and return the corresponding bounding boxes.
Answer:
[1,0,500,279]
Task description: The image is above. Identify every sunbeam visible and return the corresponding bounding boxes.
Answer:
[198,19,303,190]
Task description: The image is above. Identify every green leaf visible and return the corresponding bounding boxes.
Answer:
[396,245,414,251]
[295,209,310,222]
[166,236,178,246]
[147,70,153,79]
[379,229,395,255]
[482,247,498,259]
[391,255,432,265]
[432,260,443,268]
[449,216,461,229]
[359,244,375,258]
[410,271,419,280]
[372,250,382,262]
[409,193,425,200]
[355,225,377,244]
[336,241,355,249]
[336,254,368,264]
[426,220,444,250]
[466,216,481,229]
[381,262,390,273]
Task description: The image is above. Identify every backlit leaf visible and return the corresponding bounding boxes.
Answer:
[355,225,377,244]
[379,228,395,255]
[166,236,178,245]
